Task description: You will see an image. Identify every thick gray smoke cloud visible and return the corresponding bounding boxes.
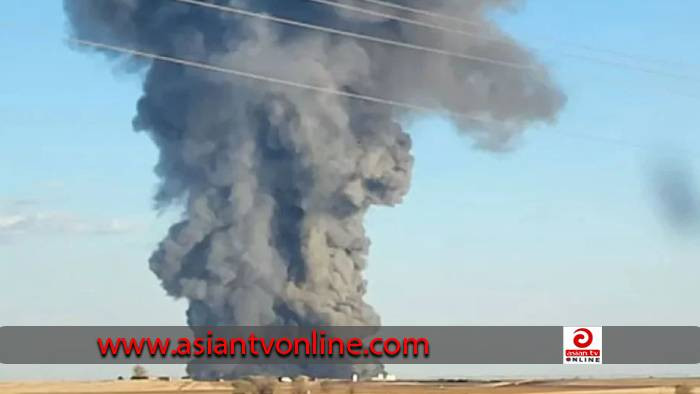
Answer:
[64,0,564,378]
[651,158,700,233]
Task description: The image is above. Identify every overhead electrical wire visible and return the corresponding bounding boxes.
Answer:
[358,0,484,29]
[357,0,694,69]
[174,0,533,70]
[309,0,700,82]
[70,38,496,123]
[70,38,700,159]
[306,0,508,45]
[175,0,700,84]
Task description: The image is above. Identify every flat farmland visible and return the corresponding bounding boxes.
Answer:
[1,377,699,394]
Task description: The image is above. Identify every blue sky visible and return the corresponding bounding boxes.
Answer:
[1,0,699,380]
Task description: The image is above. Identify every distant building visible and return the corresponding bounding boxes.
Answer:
[278,376,293,383]
[370,372,397,382]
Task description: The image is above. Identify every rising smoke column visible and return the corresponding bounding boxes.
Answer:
[651,158,700,233]
[64,0,565,378]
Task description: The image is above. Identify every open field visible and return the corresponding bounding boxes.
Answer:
[2,378,699,394]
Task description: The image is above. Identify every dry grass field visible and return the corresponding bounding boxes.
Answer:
[1,377,699,394]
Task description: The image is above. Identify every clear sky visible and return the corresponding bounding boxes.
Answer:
[1,0,699,380]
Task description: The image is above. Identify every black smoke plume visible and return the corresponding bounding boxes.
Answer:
[651,158,700,233]
[64,0,564,378]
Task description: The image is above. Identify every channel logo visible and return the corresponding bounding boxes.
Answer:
[563,326,602,364]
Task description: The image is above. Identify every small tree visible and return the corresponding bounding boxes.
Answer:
[233,377,278,394]
[132,365,148,379]
[252,378,278,394]
[319,381,333,393]
[293,378,311,394]
[675,385,692,394]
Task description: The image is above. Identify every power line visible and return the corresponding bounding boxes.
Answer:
[313,0,700,82]
[173,0,533,70]
[542,128,700,160]
[69,38,494,123]
[177,0,700,84]
[358,0,484,30]
[307,0,507,45]
[355,0,669,64]
[70,38,700,159]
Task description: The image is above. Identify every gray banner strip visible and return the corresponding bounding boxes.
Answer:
[603,326,700,364]
[0,326,698,365]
